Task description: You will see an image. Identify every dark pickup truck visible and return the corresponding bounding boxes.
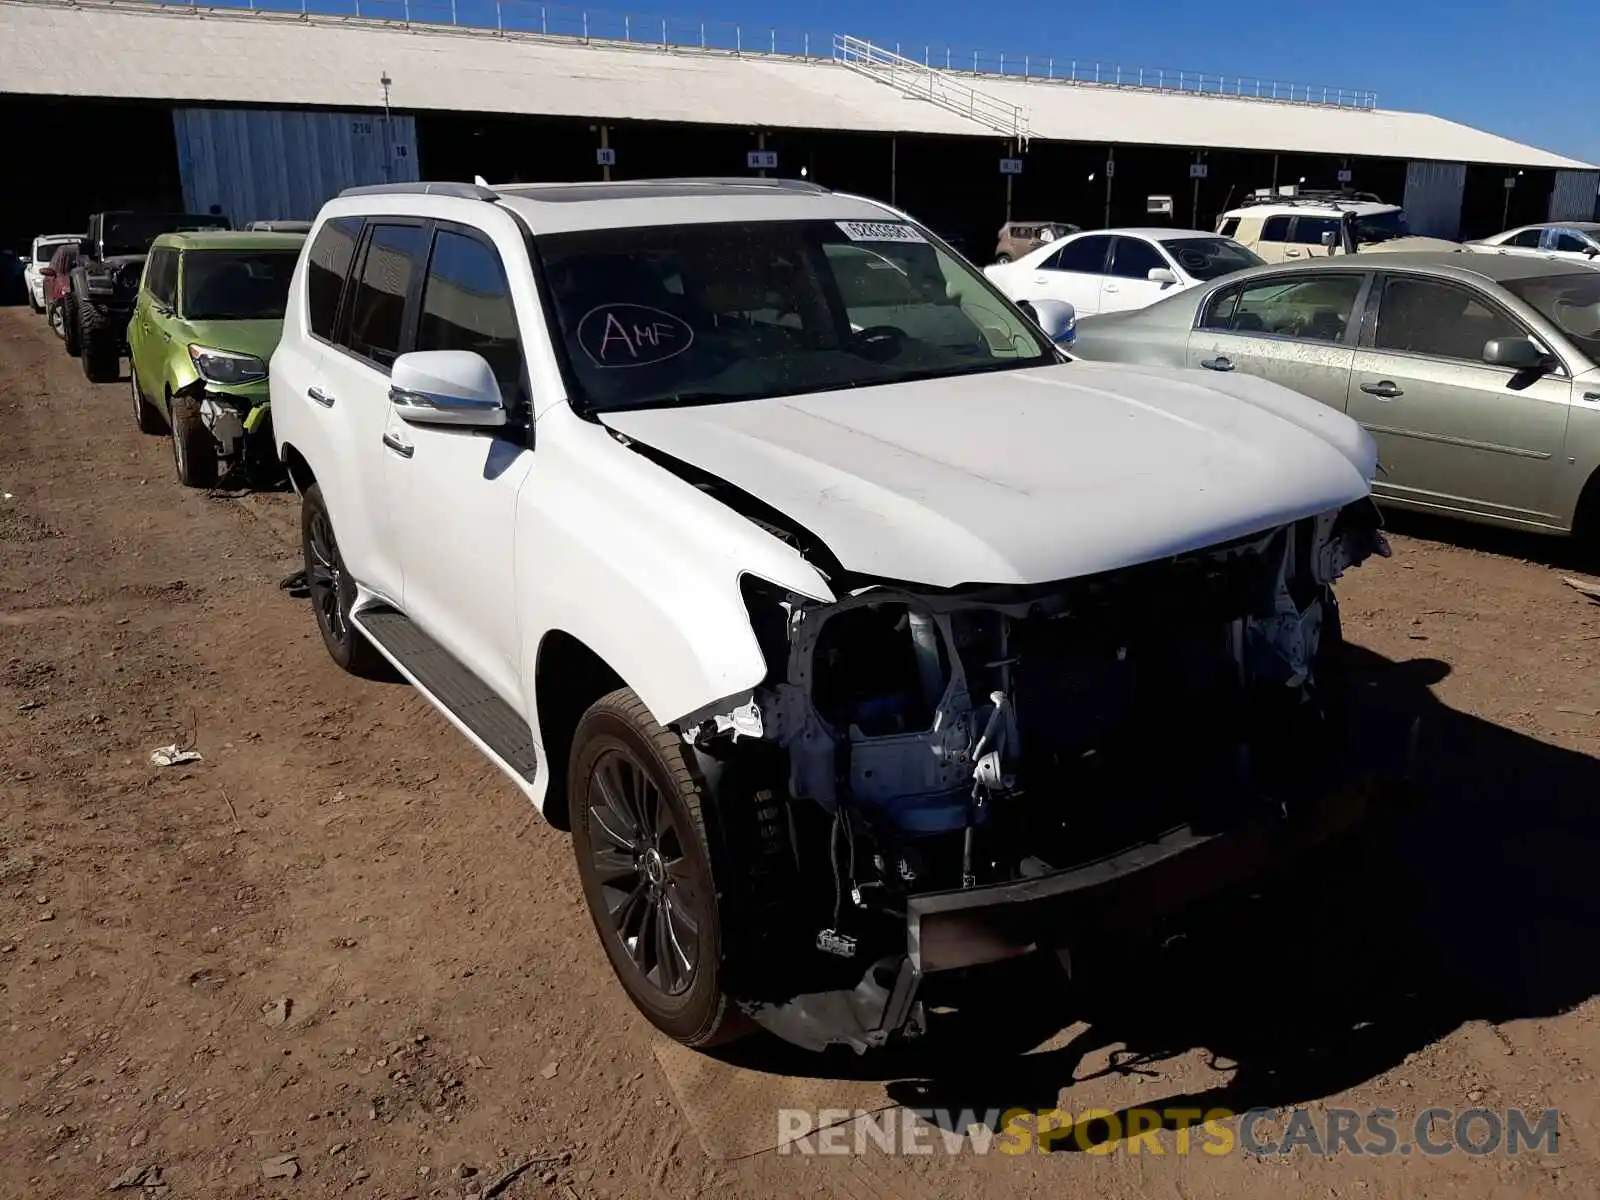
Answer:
[68,210,231,382]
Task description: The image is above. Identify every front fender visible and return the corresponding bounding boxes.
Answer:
[516,407,833,742]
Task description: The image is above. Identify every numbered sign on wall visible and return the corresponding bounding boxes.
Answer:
[999,158,1024,176]
[747,150,778,170]
[596,147,616,166]
[1189,163,1208,179]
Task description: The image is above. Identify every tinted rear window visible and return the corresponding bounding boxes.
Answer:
[305,217,363,341]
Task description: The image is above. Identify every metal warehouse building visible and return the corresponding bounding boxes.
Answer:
[2,0,1597,252]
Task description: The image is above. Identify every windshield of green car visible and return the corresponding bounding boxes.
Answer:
[180,251,299,321]
[1503,271,1600,362]
[535,218,1057,414]
[1351,210,1409,245]
[103,214,228,256]
[1163,237,1264,281]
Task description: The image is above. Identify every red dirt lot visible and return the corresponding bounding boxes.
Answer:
[2,304,1599,1200]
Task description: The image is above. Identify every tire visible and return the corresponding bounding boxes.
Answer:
[130,366,166,435]
[994,252,1013,263]
[169,394,218,488]
[62,302,81,357]
[78,295,120,382]
[300,483,386,676]
[570,688,747,1048]
[28,291,43,314]
[48,301,66,339]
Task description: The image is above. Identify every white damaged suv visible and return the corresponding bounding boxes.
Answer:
[272,178,1392,1054]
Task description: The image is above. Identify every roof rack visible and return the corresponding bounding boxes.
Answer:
[1235,187,1388,209]
[338,182,499,201]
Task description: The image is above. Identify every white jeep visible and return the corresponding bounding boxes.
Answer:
[272,178,1392,1053]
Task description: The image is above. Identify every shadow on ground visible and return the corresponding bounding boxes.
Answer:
[713,643,1600,1149]
[1381,506,1599,574]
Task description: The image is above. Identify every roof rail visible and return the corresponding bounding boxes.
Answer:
[1238,187,1387,207]
[494,176,832,194]
[338,182,499,201]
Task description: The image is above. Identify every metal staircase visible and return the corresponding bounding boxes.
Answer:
[834,34,1029,144]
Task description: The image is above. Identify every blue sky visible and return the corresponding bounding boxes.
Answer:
[675,0,1598,164]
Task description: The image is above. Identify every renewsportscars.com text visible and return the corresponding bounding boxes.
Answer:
[776,1105,1560,1157]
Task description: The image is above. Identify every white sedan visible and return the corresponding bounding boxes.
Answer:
[984,227,1264,317]
[1466,222,1600,265]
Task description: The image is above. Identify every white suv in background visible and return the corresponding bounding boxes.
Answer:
[271,178,1390,1055]
[24,232,80,313]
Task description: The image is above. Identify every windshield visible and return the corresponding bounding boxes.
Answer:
[536,218,1056,414]
[103,214,230,257]
[1502,271,1600,362]
[1163,237,1264,281]
[1351,210,1409,246]
[180,250,298,321]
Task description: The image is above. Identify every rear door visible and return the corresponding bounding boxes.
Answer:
[299,217,428,604]
[1185,270,1368,410]
[1025,233,1114,314]
[1346,272,1572,524]
[1099,236,1172,313]
[1252,215,1295,263]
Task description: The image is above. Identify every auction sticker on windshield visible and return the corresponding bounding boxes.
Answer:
[836,221,927,244]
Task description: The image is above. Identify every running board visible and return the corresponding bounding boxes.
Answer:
[354,606,539,783]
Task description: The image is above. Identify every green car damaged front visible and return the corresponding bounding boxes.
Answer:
[132,233,303,485]
[170,318,282,473]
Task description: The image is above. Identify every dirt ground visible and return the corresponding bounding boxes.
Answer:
[2,303,1599,1200]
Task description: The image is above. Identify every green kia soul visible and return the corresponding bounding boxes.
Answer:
[128,230,305,488]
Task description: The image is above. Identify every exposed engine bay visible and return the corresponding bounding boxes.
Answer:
[679,498,1390,1050]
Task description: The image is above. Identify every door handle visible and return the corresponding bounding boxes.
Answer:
[1103,283,1120,292]
[382,430,414,459]
[1584,392,1600,403]
[1200,356,1234,372]
[1285,249,1302,258]
[1360,381,1404,399]
[307,386,335,409]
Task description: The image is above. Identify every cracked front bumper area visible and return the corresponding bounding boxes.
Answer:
[746,761,1393,1054]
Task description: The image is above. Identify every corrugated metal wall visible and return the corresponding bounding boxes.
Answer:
[1549,170,1600,222]
[172,108,420,228]
[1402,160,1467,239]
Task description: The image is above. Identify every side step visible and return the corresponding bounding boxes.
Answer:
[356,607,539,782]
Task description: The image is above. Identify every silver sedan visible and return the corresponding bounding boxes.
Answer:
[1070,253,1600,539]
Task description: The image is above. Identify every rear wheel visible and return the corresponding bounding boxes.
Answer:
[130,366,166,435]
[570,688,747,1048]
[48,301,65,339]
[27,291,43,314]
[62,301,81,356]
[300,483,386,676]
[994,252,1013,263]
[78,296,120,382]
[169,394,218,488]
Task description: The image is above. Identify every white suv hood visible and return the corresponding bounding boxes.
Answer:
[600,362,1376,589]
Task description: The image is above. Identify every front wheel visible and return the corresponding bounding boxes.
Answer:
[48,301,66,339]
[570,688,747,1048]
[62,302,81,356]
[300,483,386,676]
[169,394,218,488]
